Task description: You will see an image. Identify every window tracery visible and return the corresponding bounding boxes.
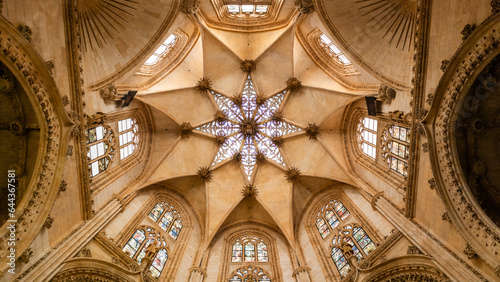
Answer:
[138,34,178,74]
[226,4,269,15]
[356,117,378,159]
[228,266,272,281]
[316,200,351,239]
[122,226,168,278]
[319,34,352,66]
[148,202,183,240]
[86,125,116,177]
[231,236,268,263]
[381,124,410,176]
[118,118,139,160]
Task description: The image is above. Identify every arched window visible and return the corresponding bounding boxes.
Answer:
[356,117,378,159]
[118,118,139,159]
[331,225,376,277]
[137,34,178,75]
[316,200,351,239]
[148,202,183,240]
[86,125,115,177]
[381,124,410,176]
[122,227,168,278]
[229,266,272,282]
[231,236,268,262]
[319,34,352,66]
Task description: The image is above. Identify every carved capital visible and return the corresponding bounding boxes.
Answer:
[99,83,118,103]
[371,191,384,210]
[377,84,396,104]
[181,0,200,14]
[189,267,207,277]
[292,266,311,278]
[295,0,314,14]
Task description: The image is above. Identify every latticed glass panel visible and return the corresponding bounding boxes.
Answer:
[357,117,378,159]
[316,200,350,239]
[257,242,268,262]
[86,125,114,177]
[232,242,243,262]
[244,242,255,262]
[325,210,339,229]
[353,227,376,255]
[118,118,139,160]
[169,219,182,240]
[147,202,183,240]
[382,124,410,176]
[144,34,177,66]
[316,218,330,238]
[149,248,168,278]
[195,75,301,180]
[122,229,146,257]
[148,203,165,222]
[331,247,351,277]
[333,201,350,220]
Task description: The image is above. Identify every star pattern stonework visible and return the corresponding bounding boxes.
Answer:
[195,75,301,181]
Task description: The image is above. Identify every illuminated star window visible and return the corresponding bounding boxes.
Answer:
[195,75,301,181]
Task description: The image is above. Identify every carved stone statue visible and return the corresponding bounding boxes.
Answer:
[143,243,158,264]
[342,242,354,258]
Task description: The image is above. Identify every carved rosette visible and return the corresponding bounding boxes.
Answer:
[0,74,13,94]
[178,122,193,139]
[286,77,302,92]
[197,166,213,182]
[241,184,258,197]
[305,123,319,139]
[196,77,212,92]
[231,93,243,106]
[240,60,256,73]
[285,167,301,182]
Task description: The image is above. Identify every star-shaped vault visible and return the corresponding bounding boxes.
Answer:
[195,75,301,181]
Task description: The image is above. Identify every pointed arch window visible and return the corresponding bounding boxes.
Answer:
[231,236,268,262]
[319,34,352,66]
[118,118,139,159]
[331,225,376,277]
[356,117,378,159]
[229,266,272,282]
[381,124,410,176]
[148,202,183,240]
[86,125,115,177]
[122,227,168,277]
[316,200,351,239]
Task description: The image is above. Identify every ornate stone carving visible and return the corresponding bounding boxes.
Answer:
[178,122,193,139]
[422,142,428,153]
[271,135,284,147]
[256,93,266,105]
[45,60,54,75]
[285,167,301,182]
[471,160,487,177]
[426,93,434,105]
[495,265,500,277]
[215,134,226,146]
[295,0,314,14]
[286,77,302,92]
[233,152,242,162]
[377,84,396,104]
[197,166,213,182]
[129,263,141,272]
[61,95,70,106]
[463,243,476,259]
[240,60,256,73]
[407,246,423,255]
[20,247,33,264]
[99,84,117,103]
[428,178,436,190]
[59,180,67,192]
[18,25,32,42]
[442,212,451,222]
[492,0,500,14]
[9,120,26,136]
[196,77,212,92]
[256,151,266,163]
[231,93,243,106]
[181,0,200,14]
[67,145,73,156]
[86,112,107,126]
[0,74,13,94]
[440,59,450,72]
[466,117,485,135]
[214,110,226,123]
[241,184,258,197]
[270,110,283,122]
[111,256,120,265]
[461,24,477,41]
[416,108,428,121]
[305,123,319,139]
[44,216,54,229]
[81,247,92,258]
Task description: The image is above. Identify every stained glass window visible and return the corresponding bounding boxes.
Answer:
[319,34,352,65]
[231,236,268,263]
[195,75,301,181]
[122,226,168,277]
[381,124,410,176]
[330,225,376,277]
[118,118,139,160]
[86,125,115,177]
[316,200,350,238]
[148,202,183,240]
[357,117,378,159]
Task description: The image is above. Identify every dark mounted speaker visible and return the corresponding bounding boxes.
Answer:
[121,91,137,108]
[365,96,377,116]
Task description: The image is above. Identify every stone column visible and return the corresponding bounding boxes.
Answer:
[292,266,312,282]
[373,196,493,281]
[188,267,206,282]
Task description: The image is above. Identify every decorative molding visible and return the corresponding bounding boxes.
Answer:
[463,243,476,260]
[406,245,422,255]
[429,14,500,268]
[17,25,32,42]
[20,247,33,264]
[44,216,54,229]
[292,266,311,277]
[441,212,451,222]
[461,23,477,41]
[81,247,92,258]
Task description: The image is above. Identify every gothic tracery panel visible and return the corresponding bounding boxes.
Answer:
[86,124,116,177]
[148,202,184,240]
[380,124,410,176]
